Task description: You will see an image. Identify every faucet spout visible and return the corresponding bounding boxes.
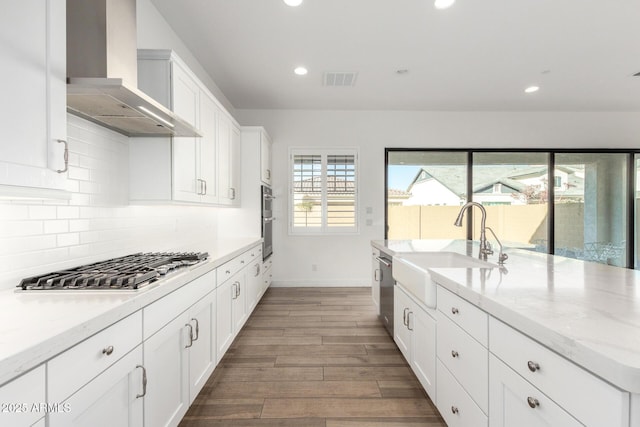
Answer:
[453,202,492,261]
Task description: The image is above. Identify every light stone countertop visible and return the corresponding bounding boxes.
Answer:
[0,237,262,388]
[372,239,640,394]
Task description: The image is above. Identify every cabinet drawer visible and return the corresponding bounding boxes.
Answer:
[437,311,488,413]
[144,270,215,338]
[437,360,488,427]
[217,255,245,285]
[489,318,629,427]
[437,286,488,346]
[489,354,582,427]
[48,311,142,403]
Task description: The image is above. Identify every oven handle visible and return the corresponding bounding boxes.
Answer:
[264,217,275,222]
[263,194,276,200]
[375,256,391,268]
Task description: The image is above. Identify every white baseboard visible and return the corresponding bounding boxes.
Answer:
[271,279,370,288]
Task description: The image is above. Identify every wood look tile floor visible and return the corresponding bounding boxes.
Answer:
[180,287,446,427]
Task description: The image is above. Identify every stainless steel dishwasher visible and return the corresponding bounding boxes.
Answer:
[377,254,394,337]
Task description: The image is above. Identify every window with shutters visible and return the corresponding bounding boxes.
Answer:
[290,148,358,234]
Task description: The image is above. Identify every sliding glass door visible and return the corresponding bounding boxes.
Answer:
[386,149,635,269]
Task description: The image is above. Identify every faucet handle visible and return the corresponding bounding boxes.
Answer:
[484,241,494,255]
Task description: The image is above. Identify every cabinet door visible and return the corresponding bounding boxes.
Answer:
[371,250,381,315]
[489,354,582,427]
[217,114,232,205]
[246,261,262,314]
[229,124,242,206]
[393,286,412,362]
[170,61,200,203]
[172,137,200,203]
[188,290,216,403]
[198,92,219,204]
[50,346,144,427]
[0,0,67,192]
[216,279,235,362]
[260,131,272,185]
[143,313,190,427]
[0,365,45,427]
[233,273,248,331]
[411,307,436,400]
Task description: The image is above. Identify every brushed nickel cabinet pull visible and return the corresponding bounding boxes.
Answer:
[102,345,114,356]
[451,406,459,414]
[451,350,459,358]
[135,365,147,398]
[527,361,540,372]
[56,139,68,173]
[451,307,459,315]
[185,323,194,348]
[407,312,414,331]
[191,318,200,341]
[527,397,540,409]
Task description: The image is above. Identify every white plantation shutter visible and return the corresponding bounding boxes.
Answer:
[290,149,358,234]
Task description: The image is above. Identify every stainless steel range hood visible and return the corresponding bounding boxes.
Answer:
[66,0,201,137]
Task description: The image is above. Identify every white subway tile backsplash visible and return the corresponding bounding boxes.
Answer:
[44,220,69,234]
[0,115,222,290]
[57,206,80,219]
[57,233,80,247]
[28,205,57,220]
[0,221,43,237]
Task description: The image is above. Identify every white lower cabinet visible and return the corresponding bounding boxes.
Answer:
[143,312,190,427]
[50,346,144,427]
[246,259,262,314]
[437,359,488,427]
[187,290,217,404]
[0,365,45,427]
[488,354,581,427]
[216,276,236,362]
[393,284,436,400]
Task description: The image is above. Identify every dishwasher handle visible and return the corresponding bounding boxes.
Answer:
[375,256,392,268]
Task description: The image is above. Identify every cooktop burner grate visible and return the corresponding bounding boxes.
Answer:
[17,252,209,291]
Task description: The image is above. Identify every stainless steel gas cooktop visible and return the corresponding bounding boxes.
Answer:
[17,252,209,291]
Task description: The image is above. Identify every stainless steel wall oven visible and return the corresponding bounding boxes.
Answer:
[261,185,274,260]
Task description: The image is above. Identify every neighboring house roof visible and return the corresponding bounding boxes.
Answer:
[388,188,411,198]
[405,165,585,199]
[294,176,354,192]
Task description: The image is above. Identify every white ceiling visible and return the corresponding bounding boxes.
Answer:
[150,0,640,111]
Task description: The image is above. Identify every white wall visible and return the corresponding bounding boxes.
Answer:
[236,109,640,287]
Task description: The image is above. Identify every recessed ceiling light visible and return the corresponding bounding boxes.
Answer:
[434,0,455,10]
[524,86,540,94]
[294,66,308,76]
[284,0,303,6]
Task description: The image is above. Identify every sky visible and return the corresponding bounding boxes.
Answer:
[387,165,420,191]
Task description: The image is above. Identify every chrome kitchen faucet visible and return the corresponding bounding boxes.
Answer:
[454,202,508,265]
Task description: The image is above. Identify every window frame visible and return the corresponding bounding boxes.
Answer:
[289,147,359,235]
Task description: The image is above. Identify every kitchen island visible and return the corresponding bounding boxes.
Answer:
[372,239,640,426]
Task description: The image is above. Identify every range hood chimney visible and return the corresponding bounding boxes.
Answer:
[66,0,201,137]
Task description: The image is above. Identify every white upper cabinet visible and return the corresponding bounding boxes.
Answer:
[217,115,241,206]
[0,0,68,196]
[260,131,272,185]
[131,50,240,206]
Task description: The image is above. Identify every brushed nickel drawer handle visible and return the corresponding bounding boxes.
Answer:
[527,397,540,409]
[451,307,459,315]
[527,361,540,372]
[56,139,69,173]
[102,346,114,356]
[451,350,459,358]
[135,365,147,398]
[451,406,459,414]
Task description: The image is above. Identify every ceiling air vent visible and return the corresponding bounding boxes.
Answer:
[634,71,640,77]
[323,71,358,87]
